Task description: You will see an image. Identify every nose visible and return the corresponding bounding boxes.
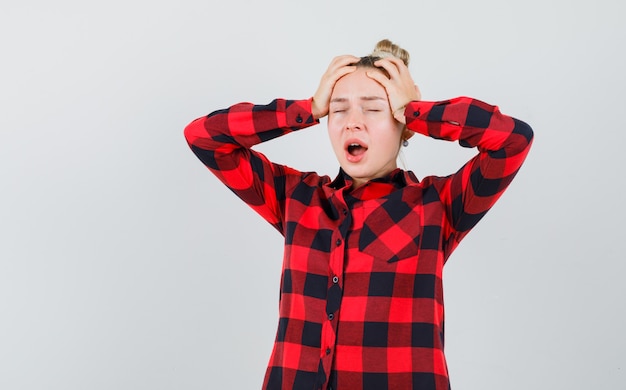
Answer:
[345,122,363,131]
[345,110,364,131]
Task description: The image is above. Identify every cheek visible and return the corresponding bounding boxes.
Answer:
[327,114,342,129]
[327,123,343,149]
[327,117,338,133]
[374,124,404,152]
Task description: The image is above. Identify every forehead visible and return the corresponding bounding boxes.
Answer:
[330,68,388,101]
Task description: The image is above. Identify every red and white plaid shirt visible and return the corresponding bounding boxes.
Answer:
[184,97,533,390]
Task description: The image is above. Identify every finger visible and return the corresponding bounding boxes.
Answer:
[331,54,359,63]
[365,69,391,87]
[385,56,409,70]
[376,58,414,86]
[323,65,357,90]
[378,56,409,73]
[373,58,402,80]
[334,64,357,79]
[324,56,358,83]
[328,55,360,72]
[366,70,415,115]
[365,70,400,109]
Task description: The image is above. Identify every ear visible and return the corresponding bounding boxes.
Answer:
[402,129,415,141]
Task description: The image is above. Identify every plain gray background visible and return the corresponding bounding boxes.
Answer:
[1,0,624,388]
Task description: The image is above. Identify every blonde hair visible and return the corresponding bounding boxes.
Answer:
[371,39,410,65]
[356,39,410,68]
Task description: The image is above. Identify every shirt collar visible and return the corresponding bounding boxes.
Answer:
[328,168,410,201]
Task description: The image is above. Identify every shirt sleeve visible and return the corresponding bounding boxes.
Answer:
[183,98,319,233]
[404,97,534,251]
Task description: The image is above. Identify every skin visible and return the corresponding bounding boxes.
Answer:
[312,55,421,188]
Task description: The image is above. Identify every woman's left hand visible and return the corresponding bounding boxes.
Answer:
[366,57,421,124]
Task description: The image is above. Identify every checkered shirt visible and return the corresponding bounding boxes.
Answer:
[184,97,533,389]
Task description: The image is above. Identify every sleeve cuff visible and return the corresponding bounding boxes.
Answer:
[285,98,319,128]
[405,101,435,136]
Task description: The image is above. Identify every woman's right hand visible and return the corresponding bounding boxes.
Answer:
[311,55,360,120]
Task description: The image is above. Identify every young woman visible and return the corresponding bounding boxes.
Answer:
[184,39,533,390]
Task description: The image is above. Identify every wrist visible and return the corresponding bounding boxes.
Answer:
[392,105,407,123]
[310,98,325,120]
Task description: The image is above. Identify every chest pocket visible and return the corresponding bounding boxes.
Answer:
[358,199,423,263]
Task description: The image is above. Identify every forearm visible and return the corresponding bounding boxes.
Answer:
[184,98,318,153]
[404,97,533,156]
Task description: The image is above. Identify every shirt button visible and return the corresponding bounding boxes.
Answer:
[296,114,303,123]
[332,276,339,284]
[342,209,348,216]
[335,239,342,246]
[326,348,331,355]
[328,313,334,320]
[413,110,420,117]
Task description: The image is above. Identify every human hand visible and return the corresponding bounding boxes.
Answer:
[366,57,421,124]
[311,55,360,119]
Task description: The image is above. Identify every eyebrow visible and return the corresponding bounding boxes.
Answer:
[330,96,387,103]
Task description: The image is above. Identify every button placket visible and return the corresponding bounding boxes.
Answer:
[321,195,347,383]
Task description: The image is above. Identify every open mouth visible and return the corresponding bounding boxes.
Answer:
[344,140,368,162]
[347,143,367,157]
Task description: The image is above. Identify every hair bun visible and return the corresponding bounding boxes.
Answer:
[371,39,410,66]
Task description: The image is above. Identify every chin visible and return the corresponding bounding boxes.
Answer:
[342,166,370,180]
